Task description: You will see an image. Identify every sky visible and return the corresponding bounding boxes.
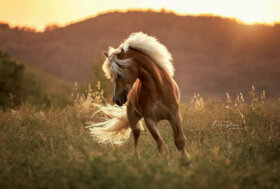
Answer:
[0,0,280,31]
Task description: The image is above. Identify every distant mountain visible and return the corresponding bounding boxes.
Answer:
[1,11,280,98]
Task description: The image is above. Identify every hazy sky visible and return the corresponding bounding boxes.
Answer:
[1,0,280,31]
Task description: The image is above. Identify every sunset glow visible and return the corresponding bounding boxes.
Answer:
[0,0,280,31]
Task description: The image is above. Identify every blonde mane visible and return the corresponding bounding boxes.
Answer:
[102,32,174,79]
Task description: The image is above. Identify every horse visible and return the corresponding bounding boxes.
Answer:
[88,32,191,164]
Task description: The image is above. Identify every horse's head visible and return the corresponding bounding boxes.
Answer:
[102,47,137,106]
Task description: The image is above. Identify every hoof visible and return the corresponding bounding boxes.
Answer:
[180,153,191,167]
[180,158,192,168]
[132,150,141,160]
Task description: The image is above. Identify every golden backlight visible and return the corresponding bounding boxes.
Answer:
[0,0,279,31]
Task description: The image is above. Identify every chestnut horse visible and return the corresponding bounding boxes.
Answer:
[88,32,190,163]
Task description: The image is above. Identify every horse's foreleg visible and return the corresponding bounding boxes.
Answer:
[132,127,141,159]
[144,118,169,159]
[170,111,191,164]
[127,104,142,159]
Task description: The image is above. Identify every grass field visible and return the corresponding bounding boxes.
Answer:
[0,86,279,189]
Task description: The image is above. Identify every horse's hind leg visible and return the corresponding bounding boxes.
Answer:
[127,104,142,159]
[169,111,191,164]
[144,118,169,159]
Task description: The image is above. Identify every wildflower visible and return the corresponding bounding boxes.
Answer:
[235,95,240,107]
[190,93,204,110]
[260,90,266,100]
[240,92,245,102]
[226,92,231,109]
[97,81,101,90]
[226,92,231,103]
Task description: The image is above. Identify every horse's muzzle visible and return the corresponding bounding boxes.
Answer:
[113,91,128,106]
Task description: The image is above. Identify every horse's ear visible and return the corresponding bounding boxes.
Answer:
[118,48,125,58]
[120,48,124,54]
[102,51,108,58]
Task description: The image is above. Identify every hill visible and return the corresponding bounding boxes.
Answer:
[1,11,280,98]
[26,65,72,101]
[0,51,72,108]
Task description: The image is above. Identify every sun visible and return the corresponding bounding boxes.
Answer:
[211,0,280,25]
[0,0,279,31]
[169,0,280,25]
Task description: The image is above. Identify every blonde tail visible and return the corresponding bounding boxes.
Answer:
[86,103,143,145]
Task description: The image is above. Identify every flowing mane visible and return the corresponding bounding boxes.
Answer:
[103,32,174,79]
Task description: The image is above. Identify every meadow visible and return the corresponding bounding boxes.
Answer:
[0,84,279,189]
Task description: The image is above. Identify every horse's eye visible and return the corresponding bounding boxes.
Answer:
[117,74,122,79]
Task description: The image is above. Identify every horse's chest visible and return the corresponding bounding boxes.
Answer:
[129,82,175,120]
[134,98,170,120]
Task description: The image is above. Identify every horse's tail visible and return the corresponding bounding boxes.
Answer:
[86,103,143,145]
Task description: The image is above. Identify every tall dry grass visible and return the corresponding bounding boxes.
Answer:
[0,83,279,188]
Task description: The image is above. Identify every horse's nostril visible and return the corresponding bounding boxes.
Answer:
[124,95,127,103]
[116,99,122,106]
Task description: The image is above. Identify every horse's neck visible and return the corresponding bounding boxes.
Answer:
[129,49,179,109]
[134,52,166,91]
